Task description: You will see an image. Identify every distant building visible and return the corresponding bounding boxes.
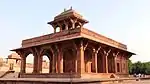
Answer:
[7,53,21,68]
[0,53,49,73]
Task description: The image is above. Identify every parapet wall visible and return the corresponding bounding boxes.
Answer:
[21,28,127,50]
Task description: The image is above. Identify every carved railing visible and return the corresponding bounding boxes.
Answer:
[22,28,81,47]
[22,27,127,50]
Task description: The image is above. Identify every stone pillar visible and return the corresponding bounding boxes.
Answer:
[92,50,98,73]
[72,22,75,29]
[55,55,58,73]
[102,54,108,73]
[103,49,111,73]
[77,41,85,73]
[75,60,77,73]
[70,18,75,29]
[64,20,68,30]
[57,47,63,73]
[60,52,63,73]
[120,56,122,73]
[54,28,56,33]
[78,22,83,28]
[38,56,42,73]
[126,60,128,74]
[114,56,117,73]
[105,55,108,73]
[57,52,60,73]
[52,25,56,33]
[20,55,26,73]
[49,61,52,73]
[52,54,56,73]
[33,54,38,73]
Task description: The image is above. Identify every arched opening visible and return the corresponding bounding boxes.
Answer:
[75,22,81,28]
[55,26,60,32]
[63,48,76,73]
[26,54,34,73]
[97,52,103,73]
[40,49,53,73]
[42,55,50,73]
[84,49,92,73]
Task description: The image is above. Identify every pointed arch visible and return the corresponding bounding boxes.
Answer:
[25,53,34,73]
[40,48,53,73]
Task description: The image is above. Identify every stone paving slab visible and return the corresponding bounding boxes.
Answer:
[0,77,149,83]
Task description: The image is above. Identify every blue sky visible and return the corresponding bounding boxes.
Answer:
[0,0,150,62]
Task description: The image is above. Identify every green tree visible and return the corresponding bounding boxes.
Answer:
[129,61,150,75]
[128,59,132,74]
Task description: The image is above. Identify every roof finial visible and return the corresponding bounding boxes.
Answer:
[70,6,72,10]
[64,8,66,12]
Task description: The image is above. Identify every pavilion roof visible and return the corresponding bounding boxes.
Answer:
[11,28,135,56]
[48,8,89,24]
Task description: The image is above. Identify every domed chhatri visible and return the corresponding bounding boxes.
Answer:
[11,8,135,78]
[48,8,88,33]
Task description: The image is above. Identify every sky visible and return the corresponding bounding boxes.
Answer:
[0,0,150,63]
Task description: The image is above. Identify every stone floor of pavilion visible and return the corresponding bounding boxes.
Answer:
[0,77,150,84]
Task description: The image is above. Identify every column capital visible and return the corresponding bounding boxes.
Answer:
[78,22,83,28]
[104,49,111,56]
[69,17,77,23]
[83,41,88,51]
[93,46,101,54]
[113,52,119,58]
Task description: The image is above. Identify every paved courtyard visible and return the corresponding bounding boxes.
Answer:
[115,80,150,84]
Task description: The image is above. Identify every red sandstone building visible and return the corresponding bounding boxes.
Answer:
[12,8,135,78]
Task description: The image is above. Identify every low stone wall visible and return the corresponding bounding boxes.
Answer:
[20,73,81,78]
[0,77,145,84]
[0,78,102,84]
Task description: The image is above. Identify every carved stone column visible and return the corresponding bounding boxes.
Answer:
[20,55,26,73]
[105,55,108,73]
[33,53,38,73]
[77,41,85,73]
[114,57,117,73]
[126,59,128,74]
[16,51,26,73]
[70,18,76,29]
[102,54,106,73]
[49,60,52,73]
[52,54,56,73]
[92,50,98,73]
[113,52,119,73]
[120,55,123,73]
[64,20,68,30]
[103,49,111,73]
[60,50,63,73]
[56,46,63,73]
[52,25,56,33]
[92,47,101,73]
[38,55,42,73]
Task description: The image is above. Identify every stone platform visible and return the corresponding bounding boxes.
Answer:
[0,77,144,84]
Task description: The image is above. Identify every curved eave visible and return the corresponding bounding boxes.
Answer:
[48,17,89,25]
